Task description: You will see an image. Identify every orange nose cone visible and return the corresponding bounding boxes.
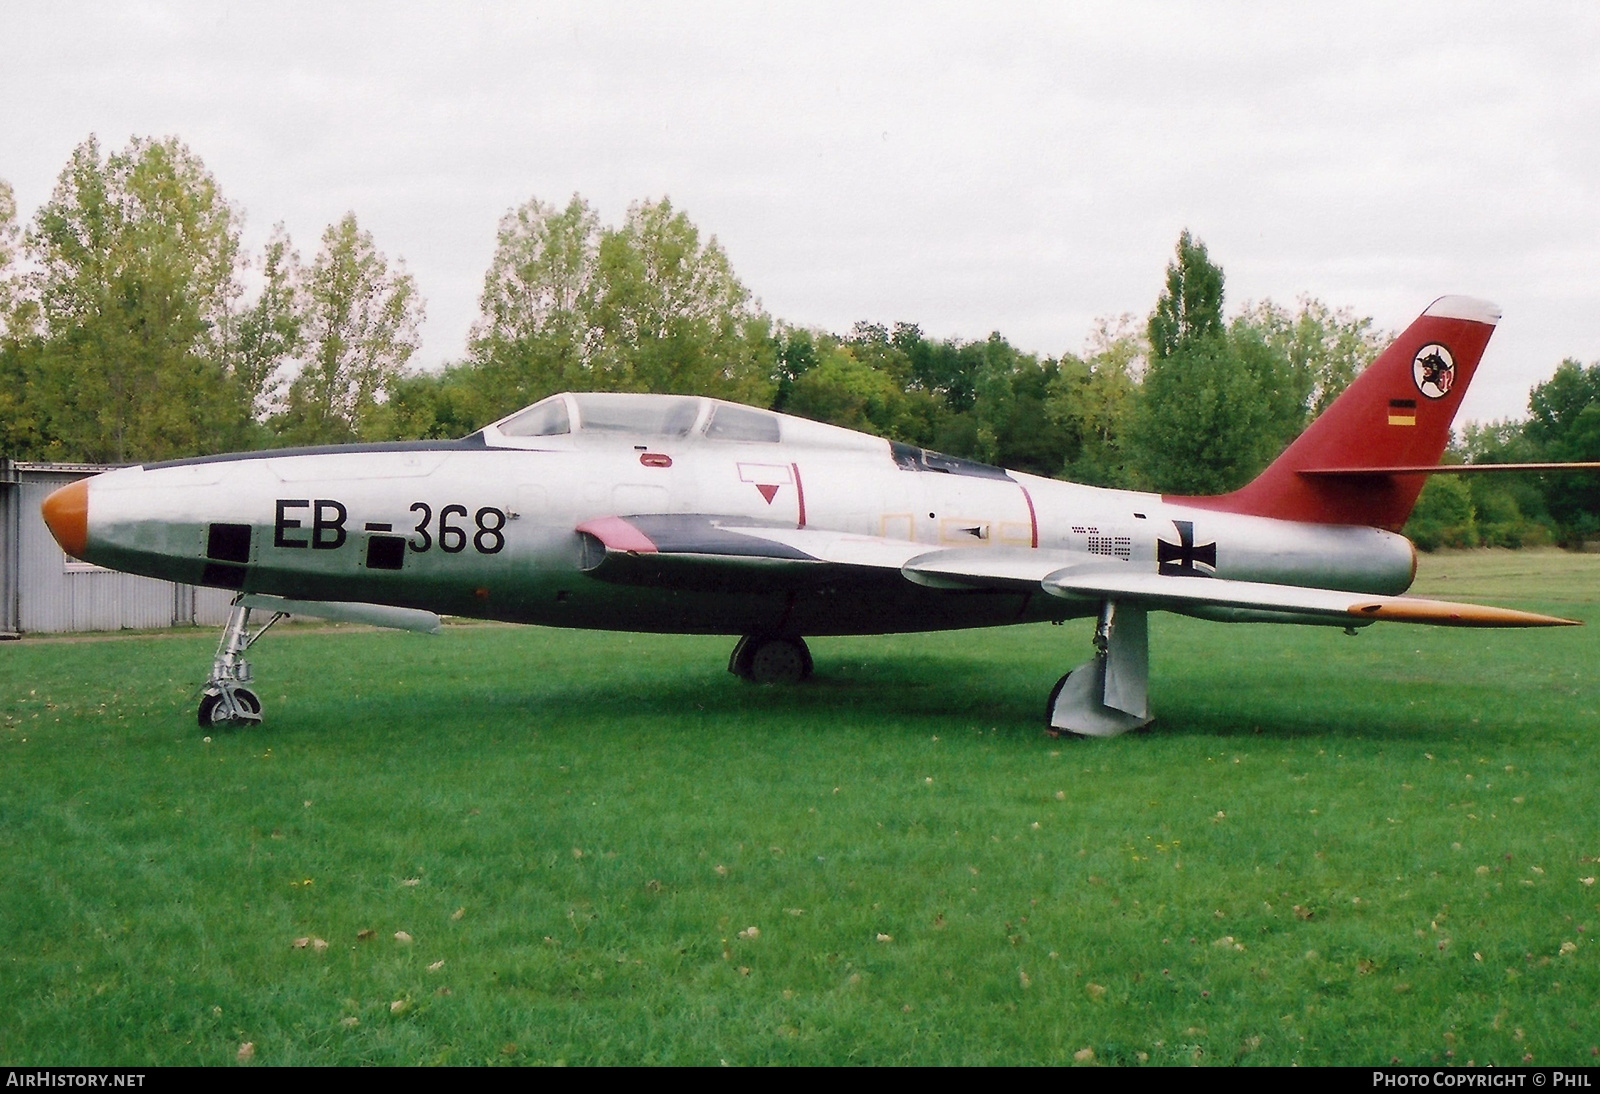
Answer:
[42,479,90,560]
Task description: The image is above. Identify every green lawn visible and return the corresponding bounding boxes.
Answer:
[2,549,1597,1065]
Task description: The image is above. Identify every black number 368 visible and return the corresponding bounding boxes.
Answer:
[408,503,506,555]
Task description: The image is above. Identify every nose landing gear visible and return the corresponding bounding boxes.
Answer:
[199,598,285,729]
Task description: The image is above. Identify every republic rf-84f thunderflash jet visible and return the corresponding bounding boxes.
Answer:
[40,296,1583,736]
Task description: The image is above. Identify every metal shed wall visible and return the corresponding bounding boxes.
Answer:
[2,462,233,635]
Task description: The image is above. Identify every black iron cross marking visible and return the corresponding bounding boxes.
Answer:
[1157,520,1217,577]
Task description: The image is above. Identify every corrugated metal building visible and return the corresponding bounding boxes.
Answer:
[1,460,234,636]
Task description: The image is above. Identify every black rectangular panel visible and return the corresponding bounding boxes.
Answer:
[365,535,406,571]
[207,523,252,563]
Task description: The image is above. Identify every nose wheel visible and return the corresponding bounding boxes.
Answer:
[199,686,262,728]
[198,598,284,729]
[729,634,813,684]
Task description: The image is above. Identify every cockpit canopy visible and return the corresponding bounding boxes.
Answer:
[481,391,1011,474]
[492,393,782,444]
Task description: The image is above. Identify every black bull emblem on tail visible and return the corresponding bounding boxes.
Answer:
[1415,347,1455,396]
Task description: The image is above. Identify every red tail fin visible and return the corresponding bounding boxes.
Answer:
[1173,296,1500,531]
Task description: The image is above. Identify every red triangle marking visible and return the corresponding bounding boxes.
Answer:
[756,483,781,504]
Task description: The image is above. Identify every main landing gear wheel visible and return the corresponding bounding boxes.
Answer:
[729,634,813,685]
[1045,600,1153,739]
[1044,670,1080,740]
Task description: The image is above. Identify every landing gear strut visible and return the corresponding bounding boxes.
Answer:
[199,597,284,729]
[1047,600,1153,739]
[729,634,814,685]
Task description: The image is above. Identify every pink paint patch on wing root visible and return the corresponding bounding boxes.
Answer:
[575,517,659,553]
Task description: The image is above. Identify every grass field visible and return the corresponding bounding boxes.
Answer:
[1,549,1597,1066]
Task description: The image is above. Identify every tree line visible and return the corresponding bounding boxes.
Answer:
[1,136,1595,546]
[0,137,422,461]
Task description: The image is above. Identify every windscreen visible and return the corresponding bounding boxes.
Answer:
[497,397,571,437]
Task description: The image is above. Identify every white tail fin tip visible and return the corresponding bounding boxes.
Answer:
[1423,296,1501,324]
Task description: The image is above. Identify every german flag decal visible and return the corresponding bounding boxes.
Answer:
[1388,398,1418,426]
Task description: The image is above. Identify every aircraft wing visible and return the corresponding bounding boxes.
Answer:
[1036,570,1577,628]
[576,515,1578,627]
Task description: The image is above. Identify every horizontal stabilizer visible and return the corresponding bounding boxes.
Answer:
[1040,571,1578,628]
[1301,462,1600,477]
[239,594,443,634]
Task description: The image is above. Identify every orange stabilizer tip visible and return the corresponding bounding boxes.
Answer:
[41,479,89,559]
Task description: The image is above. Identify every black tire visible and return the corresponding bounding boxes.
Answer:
[198,688,261,729]
[795,637,814,680]
[1045,671,1072,718]
[234,688,262,718]
[198,692,225,728]
[1044,671,1076,738]
[728,635,757,678]
[746,636,812,685]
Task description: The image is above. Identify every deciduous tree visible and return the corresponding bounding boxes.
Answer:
[1525,359,1600,538]
[0,176,48,458]
[464,194,600,421]
[1047,316,1144,487]
[1132,232,1272,492]
[0,178,20,325]
[277,213,423,444]
[590,198,775,406]
[27,135,250,461]
[1405,475,1479,550]
[1133,332,1276,494]
[232,226,303,421]
[1129,236,1370,493]
[1147,229,1224,362]
[785,342,914,438]
[1233,297,1390,426]
[454,194,776,426]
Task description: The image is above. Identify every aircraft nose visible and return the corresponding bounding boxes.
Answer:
[42,479,89,560]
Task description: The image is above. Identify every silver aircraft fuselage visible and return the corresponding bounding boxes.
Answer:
[44,299,1580,736]
[74,392,1416,636]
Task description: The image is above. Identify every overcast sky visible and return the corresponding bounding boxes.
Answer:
[4,2,1597,423]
